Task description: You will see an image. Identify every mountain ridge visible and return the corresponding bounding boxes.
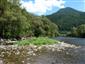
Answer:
[47,7,85,31]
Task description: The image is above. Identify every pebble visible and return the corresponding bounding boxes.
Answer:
[0,42,80,64]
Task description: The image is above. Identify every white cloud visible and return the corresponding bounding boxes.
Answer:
[20,0,65,15]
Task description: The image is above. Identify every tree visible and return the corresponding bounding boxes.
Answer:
[70,27,78,37]
[7,0,20,5]
[69,24,85,38]
[77,24,85,38]
[0,0,8,16]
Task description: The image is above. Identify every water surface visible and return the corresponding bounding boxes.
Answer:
[54,37,85,46]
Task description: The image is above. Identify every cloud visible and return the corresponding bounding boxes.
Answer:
[20,0,65,15]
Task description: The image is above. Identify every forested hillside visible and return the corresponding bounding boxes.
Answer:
[47,7,85,31]
[0,0,59,39]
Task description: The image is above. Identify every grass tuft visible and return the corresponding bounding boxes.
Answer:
[15,37,59,46]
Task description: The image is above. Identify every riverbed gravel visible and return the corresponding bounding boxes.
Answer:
[0,42,84,64]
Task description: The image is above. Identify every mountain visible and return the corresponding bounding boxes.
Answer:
[47,7,85,31]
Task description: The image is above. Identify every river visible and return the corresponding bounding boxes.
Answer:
[54,37,85,46]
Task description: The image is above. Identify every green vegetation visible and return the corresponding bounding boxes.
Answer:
[68,27,78,37]
[0,0,85,41]
[77,24,85,37]
[69,24,85,38]
[0,0,59,39]
[15,37,59,45]
[47,7,85,31]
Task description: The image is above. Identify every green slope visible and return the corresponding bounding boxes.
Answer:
[47,7,85,31]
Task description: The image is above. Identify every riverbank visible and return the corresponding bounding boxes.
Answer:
[0,37,84,64]
[0,42,81,64]
[0,37,59,45]
[0,42,80,52]
[1,37,85,46]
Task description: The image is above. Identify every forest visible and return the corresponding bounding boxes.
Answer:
[0,0,59,39]
[47,7,85,38]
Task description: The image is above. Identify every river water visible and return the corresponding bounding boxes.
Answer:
[0,37,85,64]
[55,37,85,46]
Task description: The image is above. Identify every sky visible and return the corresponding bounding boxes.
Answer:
[20,0,85,15]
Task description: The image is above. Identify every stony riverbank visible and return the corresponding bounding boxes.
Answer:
[0,42,82,64]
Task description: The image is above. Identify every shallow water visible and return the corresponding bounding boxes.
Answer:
[0,45,84,64]
[54,37,85,46]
